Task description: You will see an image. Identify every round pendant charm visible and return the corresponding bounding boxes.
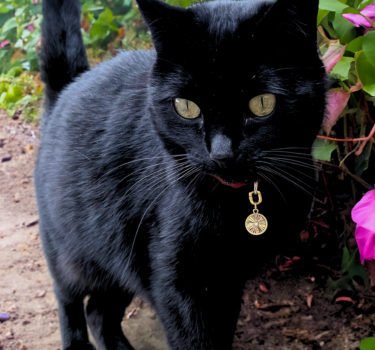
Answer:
[245,213,268,235]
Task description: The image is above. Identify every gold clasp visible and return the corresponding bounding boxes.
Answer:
[249,191,262,210]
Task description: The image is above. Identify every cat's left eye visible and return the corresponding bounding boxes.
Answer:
[249,94,276,117]
[174,98,201,119]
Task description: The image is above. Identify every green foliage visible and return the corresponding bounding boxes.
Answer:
[318,0,375,96]
[315,0,375,163]
[312,138,337,161]
[0,0,192,120]
[0,0,42,73]
[0,67,43,122]
[329,246,368,291]
[360,337,375,350]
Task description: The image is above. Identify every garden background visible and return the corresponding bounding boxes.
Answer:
[0,0,375,349]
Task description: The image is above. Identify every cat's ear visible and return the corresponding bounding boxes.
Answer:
[136,0,191,55]
[261,0,319,41]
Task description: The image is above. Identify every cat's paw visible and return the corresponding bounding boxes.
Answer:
[65,342,96,350]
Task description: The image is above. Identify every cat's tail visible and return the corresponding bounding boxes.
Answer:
[39,0,89,109]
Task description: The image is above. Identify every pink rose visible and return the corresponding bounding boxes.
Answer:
[352,186,375,263]
[342,3,375,28]
[26,25,34,32]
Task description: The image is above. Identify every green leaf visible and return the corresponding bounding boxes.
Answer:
[180,0,191,8]
[363,31,375,71]
[1,17,17,33]
[355,139,372,176]
[346,37,363,53]
[341,247,367,283]
[90,22,109,38]
[97,8,113,24]
[321,15,338,38]
[356,51,375,86]
[15,7,25,17]
[6,65,22,77]
[360,337,375,350]
[342,28,357,45]
[319,0,350,13]
[0,5,9,13]
[4,85,23,103]
[363,83,375,96]
[0,82,7,93]
[359,0,374,10]
[332,11,356,40]
[0,91,6,104]
[318,9,330,24]
[312,138,337,161]
[353,0,365,7]
[331,56,355,80]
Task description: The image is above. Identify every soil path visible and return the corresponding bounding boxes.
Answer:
[0,110,373,350]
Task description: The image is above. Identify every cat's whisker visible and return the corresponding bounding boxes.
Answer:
[125,167,199,272]
[258,157,319,175]
[263,150,313,157]
[119,161,191,201]
[257,165,316,200]
[111,158,189,186]
[265,147,312,151]
[103,154,189,178]
[264,163,317,192]
[262,156,320,171]
[259,160,317,181]
[271,66,321,72]
[257,169,287,204]
[184,172,201,196]
[263,152,314,160]
[125,162,194,202]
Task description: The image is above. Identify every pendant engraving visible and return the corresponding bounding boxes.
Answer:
[245,212,268,235]
[245,182,268,235]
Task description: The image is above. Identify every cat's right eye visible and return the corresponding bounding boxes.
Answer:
[249,94,276,117]
[174,98,201,119]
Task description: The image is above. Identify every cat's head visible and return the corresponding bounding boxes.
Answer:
[138,0,328,186]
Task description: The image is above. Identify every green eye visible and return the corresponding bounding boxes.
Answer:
[249,94,276,117]
[174,98,201,119]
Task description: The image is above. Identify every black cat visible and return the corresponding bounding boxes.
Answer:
[35,0,328,348]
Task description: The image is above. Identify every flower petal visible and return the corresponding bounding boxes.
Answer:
[0,40,10,48]
[356,226,375,263]
[352,186,375,231]
[342,13,372,28]
[323,89,350,135]
[361,3,375,23]
[321,42,347,73]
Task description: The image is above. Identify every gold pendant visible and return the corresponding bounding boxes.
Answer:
[245,182,268,235]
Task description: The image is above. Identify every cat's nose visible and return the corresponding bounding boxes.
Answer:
[209,134,234,168]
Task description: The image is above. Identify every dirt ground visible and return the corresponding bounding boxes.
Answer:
[0,110,374,350]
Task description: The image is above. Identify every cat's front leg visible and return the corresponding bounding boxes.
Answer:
[152,269,246,350]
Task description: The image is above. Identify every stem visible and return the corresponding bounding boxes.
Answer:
[316,123,375,143]
[318,161,373,190]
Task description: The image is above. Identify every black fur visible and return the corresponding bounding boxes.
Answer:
[35,0,328,349]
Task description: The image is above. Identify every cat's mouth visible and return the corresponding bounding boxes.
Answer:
[213,175,248,189]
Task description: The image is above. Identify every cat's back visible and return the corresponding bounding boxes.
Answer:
[35,49,157,227]
[41,49,155,136]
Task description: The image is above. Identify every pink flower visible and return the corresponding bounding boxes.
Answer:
[323,89,350,135]
[0,40,10,48]
[32,0,37,3]
[352,186,375,263]
[342,3,375,28]
[321,41,346,73]
[26,25,34,32]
